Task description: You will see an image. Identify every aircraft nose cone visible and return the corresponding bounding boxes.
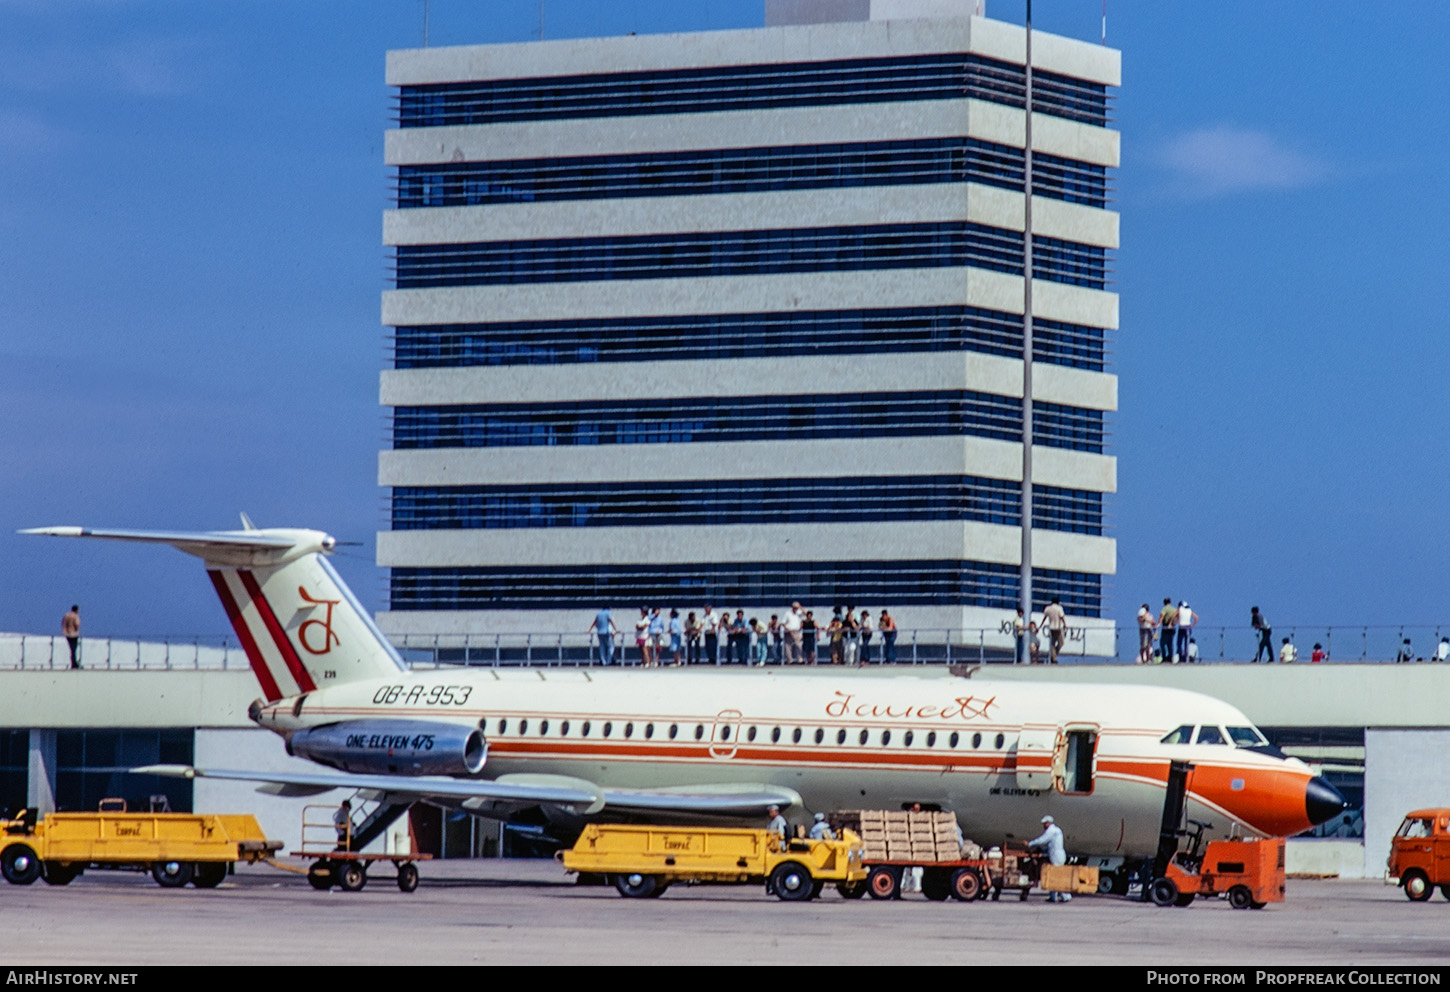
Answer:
[1306,775,1350,827]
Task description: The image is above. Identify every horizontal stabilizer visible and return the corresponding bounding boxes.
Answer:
[20,526,297,549]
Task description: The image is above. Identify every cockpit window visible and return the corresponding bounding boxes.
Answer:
[1227,726,1267,747]
[1195,726,1227,745]
[1160,725,1193,745]
[1398,817,1434,839]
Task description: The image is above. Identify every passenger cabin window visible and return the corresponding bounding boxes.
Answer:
[926,732,937,748]
[581,721,591,737]
[695,725,705,741]
[669,724,678,739]
[880,730,891,746]
[903,731,913,747]
[561,721,570,736]
[623,722,633,738]
[747,726,757,742]
[1195,726,1227,745]
[603,722,613,737]
[793,728,803,744]
[498,719,508,735]
[519,720,529,735]
[994,733,1004,749]
[644,723,654,739]
[814,729,824,745]
[771,727,781,743]
[949,732,960,748]
[859,730,870,746]
[1161,725,1193,745]
[539,720,549,735]
[1227,726,1267,747]
[837,730,848,745]
[972,732,982,749]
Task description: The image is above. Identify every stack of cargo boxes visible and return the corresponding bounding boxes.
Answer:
[831,810,975,863]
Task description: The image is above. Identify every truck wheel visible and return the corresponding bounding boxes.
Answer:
[770,862,815,902]
[837,879,867,899]
[612,872,661,898]
[397,862,419,893]
[337,862,367,892]
[41,862,79,886]
[192,862,228,888]
[950,868,982,902]
[1441,885,1450,902]
[152,860,194,888]
[1174,892,1195,907]
[1228,884,1253,910]
[1403,870,1433,902]
[1149,877,1179,907]
[866,866,901,900]
[1,844,42,885]
[308,860,336,890]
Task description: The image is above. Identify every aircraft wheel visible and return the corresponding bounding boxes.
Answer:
[151,860,194,888]
[950,868,982,902]
[612,872,661,898]
[192,862,228,888]
[308,860,336,890]
[1,844,42,885]
[920,869,951,901]
[770,862,815,902]
[837,879,867,899]
[41,862,80,886]
[866,866,901,900]
[397,862,419,893]
[1228,884,1253,910]
[1149,877,1179,907]
[1403,870,1433,902]
[337,861,367,892]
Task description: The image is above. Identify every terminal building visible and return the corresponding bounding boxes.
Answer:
[375,0,1121,652]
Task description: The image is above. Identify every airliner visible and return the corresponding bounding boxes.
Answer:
[23,521,1348,883]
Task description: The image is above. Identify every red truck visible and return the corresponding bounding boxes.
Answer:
[1388,808,1450,902]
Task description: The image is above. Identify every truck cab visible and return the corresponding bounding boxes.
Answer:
[1388,808,1450,901]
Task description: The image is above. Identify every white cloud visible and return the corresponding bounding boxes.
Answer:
[0,108,75,154]
[1154,126,1331,197]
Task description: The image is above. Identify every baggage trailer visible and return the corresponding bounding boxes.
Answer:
[830,809,996,902]
[0,804,281,888]
[560,823,866,901]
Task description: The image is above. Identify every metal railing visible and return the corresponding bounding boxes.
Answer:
[4,623,1448,672]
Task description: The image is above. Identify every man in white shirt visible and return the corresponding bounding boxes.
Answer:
[1042,598,1068,664]
[782,603,804,665]
[1175,602,1196,664]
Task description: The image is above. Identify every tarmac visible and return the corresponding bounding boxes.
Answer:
[4,859,1450,967]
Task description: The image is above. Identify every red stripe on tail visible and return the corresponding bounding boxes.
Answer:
[208,569,283,702]
[238,570,317,694]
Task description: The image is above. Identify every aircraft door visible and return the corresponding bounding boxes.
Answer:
[1053,724,1100,795]
[1016,728,1057,787]
[709,709,743,759]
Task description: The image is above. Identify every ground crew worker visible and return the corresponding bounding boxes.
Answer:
[808,812,834,841]
[1027,814,1070,903]
[766,804,789,847]
[334,799,353,850]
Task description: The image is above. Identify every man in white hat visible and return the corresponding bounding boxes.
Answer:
[1027,814,1070,902]
[766,805,789,847]
[808,812,835,841]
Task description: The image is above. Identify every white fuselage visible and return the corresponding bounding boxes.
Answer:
[254,667,1321,859]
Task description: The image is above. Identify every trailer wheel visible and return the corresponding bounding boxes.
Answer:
[1227,884,1253,909]
[611,872,661,898]
[866,865,901,900]
[837,879,867,899]
[770,862,816,902]
[1,844,42,885]
[949,868,982,902]
[152,860,193,888]
[192,862,228,888]
[308,860,336,890]
[337,862,367,892]
[1149,877,1179,907]
[1403,870,1433,902]
[397,862,419,893]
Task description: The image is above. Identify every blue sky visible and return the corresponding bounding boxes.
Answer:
[2,1,1447,653]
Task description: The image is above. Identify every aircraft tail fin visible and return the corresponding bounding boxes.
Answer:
[21,524,406,700]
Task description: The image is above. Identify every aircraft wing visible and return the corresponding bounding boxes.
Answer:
[134,765,801,818]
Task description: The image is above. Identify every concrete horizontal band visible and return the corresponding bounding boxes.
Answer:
[381,266,1118,330]
[381,350,1116,410]
[378,437,1117,492]
[387,17,1119,89]
[383,182,1118,250]
[377,520,1115,573]
[384,98,1119,168]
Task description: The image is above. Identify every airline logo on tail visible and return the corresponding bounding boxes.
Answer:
[20,519,407,701]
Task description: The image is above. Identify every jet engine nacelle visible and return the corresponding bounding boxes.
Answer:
[287,720,487,776]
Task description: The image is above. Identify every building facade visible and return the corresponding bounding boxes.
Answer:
[375,1,1120,651]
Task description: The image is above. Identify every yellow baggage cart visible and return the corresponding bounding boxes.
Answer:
[561,823,865,901]
[1,801,281,888]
